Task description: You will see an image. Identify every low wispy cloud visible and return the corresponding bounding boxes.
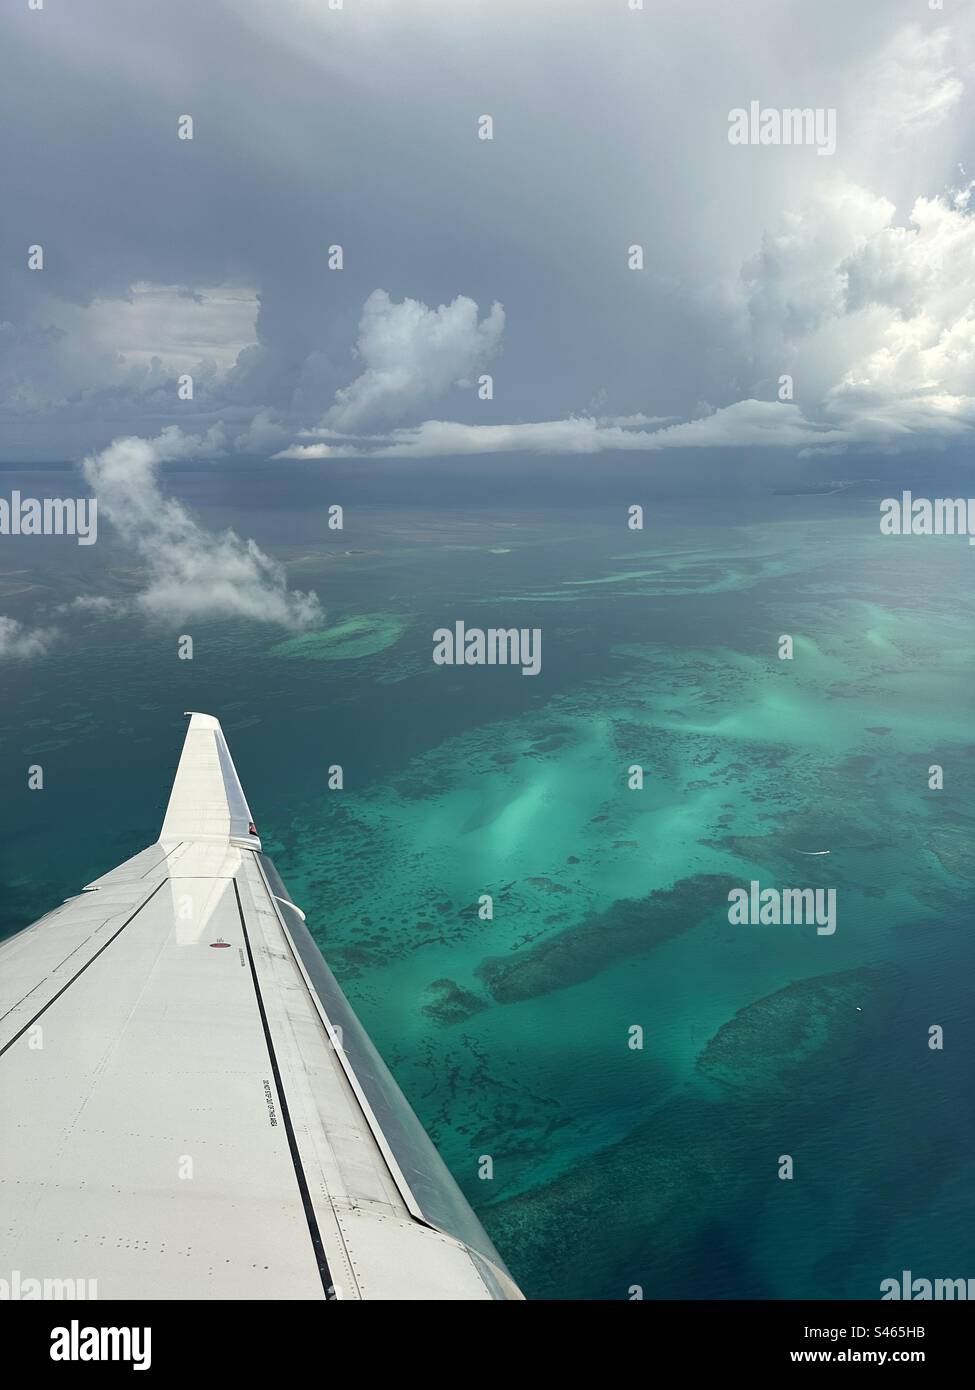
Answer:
[80,429,321,628]
[0,615,57,660]
[860,24,964,142]
[60,594,129,617]
[274,402,851,460]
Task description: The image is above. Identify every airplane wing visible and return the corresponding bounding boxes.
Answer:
[0,713,522,1301]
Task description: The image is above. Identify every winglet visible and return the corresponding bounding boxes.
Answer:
[161,713,261,848]
[183,710,221,730]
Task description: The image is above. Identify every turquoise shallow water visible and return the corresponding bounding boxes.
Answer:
[1,470,973,1298]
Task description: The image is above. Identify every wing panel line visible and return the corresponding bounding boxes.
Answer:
[232,877,335,1301]
[0,880,167,1060]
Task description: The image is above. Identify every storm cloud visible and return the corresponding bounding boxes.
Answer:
[2,0,975,469]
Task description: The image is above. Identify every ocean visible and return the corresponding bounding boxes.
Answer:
[2,460,973,1300]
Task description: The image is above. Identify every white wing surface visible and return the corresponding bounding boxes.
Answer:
[0,713,522,1301]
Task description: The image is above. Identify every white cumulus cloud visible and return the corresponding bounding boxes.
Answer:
[743,179,975,451]
[324,290,504,430]
[272,169,975,463]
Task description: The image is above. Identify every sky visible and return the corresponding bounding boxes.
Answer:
[2,0,975,646]
[2,0,975,470]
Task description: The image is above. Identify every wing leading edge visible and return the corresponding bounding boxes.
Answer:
[0,713,522,1301]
